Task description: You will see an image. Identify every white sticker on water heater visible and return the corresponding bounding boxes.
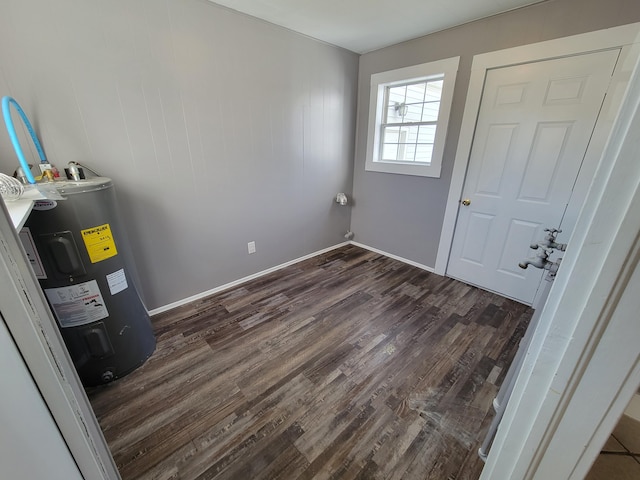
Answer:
[106,268,128,295]
[45,280,109,328]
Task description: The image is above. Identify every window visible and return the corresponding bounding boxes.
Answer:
[365,57,460,178]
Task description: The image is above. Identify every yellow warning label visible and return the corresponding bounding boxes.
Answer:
[81,223,118,263]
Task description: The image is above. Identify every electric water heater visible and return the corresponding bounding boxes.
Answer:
[21,177,155,387]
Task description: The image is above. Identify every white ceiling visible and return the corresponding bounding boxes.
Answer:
[207,0,546,54]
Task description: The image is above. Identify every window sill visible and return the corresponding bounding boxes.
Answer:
[365,161,442,178]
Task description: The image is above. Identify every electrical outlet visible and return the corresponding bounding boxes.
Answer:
[247,241,256,254]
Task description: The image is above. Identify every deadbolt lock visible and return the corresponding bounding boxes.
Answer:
[461,199,471,206]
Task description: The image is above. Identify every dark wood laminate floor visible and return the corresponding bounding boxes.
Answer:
[88,245,532,480]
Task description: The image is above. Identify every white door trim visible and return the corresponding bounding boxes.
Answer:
[435,22,640,277]
[0,201,120,479]
[481,45,640,479]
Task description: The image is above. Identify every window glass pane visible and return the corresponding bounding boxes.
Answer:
[386,105,404,122]
[421,102,440,122]
[425,80,443,101]
[388,86,406,105]
[418,125,437,143]
[402,144,416,162]
[405,125,420,143]
[406,83,426,103]
[382,142,399,161]
[404,103,423,122]
[381,113,438,163]
[383,127,400,144]
[378,75,449,165]
[415,144,434,163]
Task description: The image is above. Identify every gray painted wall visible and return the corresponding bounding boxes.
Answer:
[0,0,358,309]
[350,0,640,269]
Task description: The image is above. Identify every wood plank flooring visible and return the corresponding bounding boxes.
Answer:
[87,245,532,480]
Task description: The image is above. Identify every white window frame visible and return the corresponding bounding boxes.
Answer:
[365,56,460,178]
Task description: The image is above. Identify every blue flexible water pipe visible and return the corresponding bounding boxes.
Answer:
[2,96,48,184]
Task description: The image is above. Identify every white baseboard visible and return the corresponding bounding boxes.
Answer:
[149,241,439,316]
[349,241,437,274]
[625,393,640,422]
[149,242,350,315]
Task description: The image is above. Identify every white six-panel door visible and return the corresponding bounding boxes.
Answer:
[446,49,619,304]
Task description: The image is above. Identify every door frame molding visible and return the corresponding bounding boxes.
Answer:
[480,41,640,479]
[435,22,640,282]
[0,201,120,479]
